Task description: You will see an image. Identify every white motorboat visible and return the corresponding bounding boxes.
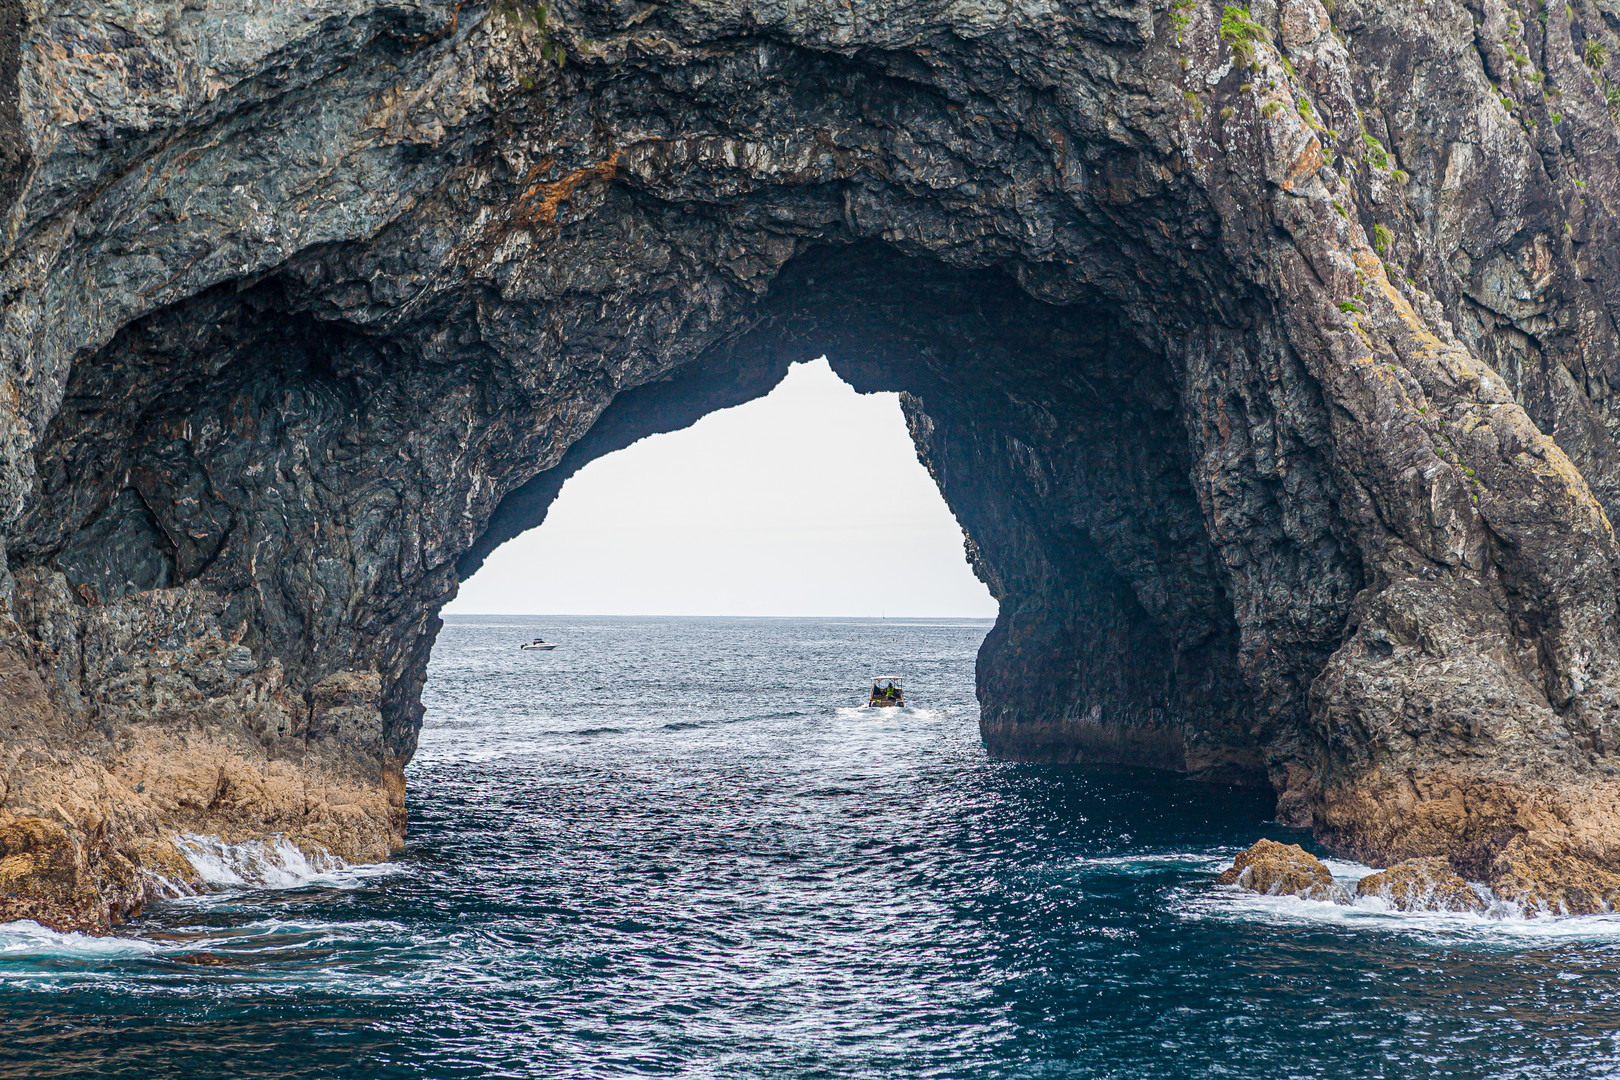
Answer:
[519,639,558,651]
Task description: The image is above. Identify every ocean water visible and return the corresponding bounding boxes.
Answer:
[5,615,1620,1078]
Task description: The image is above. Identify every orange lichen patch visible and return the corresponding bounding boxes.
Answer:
[385,0,467,48]
[1281,137,1323,192]
[510,151,624,230]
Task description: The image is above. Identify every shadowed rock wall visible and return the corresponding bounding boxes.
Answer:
[6,0,1620,927]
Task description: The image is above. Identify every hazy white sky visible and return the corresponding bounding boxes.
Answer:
[448,358,999,617]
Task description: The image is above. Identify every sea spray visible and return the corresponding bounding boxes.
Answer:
[169,834,399,892]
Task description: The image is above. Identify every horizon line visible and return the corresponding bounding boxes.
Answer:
[440,611,999,620]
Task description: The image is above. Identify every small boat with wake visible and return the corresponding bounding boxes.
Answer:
[519,638,558,651]
[868,676,904,708]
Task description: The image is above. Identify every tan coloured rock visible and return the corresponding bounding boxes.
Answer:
[0,816,128,932]
[1315,770,1620,916]
[0,604,404,930]
[1217,839,1350,904]
[1354,857,1486,913]
[1490,838,1620,916]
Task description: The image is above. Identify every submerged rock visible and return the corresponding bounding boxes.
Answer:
[1217,840,1350,904]
[1354,858,1486,913]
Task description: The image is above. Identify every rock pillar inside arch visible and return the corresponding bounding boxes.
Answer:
[892,359,1260,785]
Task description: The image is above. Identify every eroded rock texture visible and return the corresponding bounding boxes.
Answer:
[6,0,1620,926]
[1354,855,1488,912]
[1218,838,1350,903]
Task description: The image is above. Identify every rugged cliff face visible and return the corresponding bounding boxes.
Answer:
[6,0,1620,928]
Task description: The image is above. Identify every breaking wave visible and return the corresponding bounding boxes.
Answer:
[1176,854,1620,943]
[0,920,167,960]
[173,834,396,893]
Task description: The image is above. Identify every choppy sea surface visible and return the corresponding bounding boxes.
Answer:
[5,615,1620,1078]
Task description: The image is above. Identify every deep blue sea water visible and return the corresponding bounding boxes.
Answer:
[5,615,1620,1078]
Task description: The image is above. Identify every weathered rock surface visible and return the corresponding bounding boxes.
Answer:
[1353,855,1487,912]
[7,0,1620,926]
[1217,839,1350,903]
[1490,836,1620,914]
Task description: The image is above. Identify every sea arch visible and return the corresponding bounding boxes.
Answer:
[7,0,1620,927]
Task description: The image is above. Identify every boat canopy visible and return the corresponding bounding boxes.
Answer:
[870,676,903,685]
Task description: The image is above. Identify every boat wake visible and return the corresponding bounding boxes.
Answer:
[834,705,947,720]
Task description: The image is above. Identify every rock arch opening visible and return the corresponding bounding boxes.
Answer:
[7,240,1284,808]
[442,242,1283,784]
[448,355,997,619]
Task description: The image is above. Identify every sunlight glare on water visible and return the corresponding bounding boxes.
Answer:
[4,615,1620,1078]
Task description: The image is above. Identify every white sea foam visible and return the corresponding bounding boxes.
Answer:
[1077,853,1231,872]
[0,919,165,959]
[173,834,396,892]
[1073,847,1620,941]
[0,843,397,966]
[1318,856,1381,878]
[834,705,947,720]
[1179,870,1620,943]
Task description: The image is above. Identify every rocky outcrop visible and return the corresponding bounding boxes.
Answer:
[0,573,401,929]
[1354,856,1488,913]
[1217,839,1351,903]
[7,0,1620,927]
[1490,837,1620,914]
